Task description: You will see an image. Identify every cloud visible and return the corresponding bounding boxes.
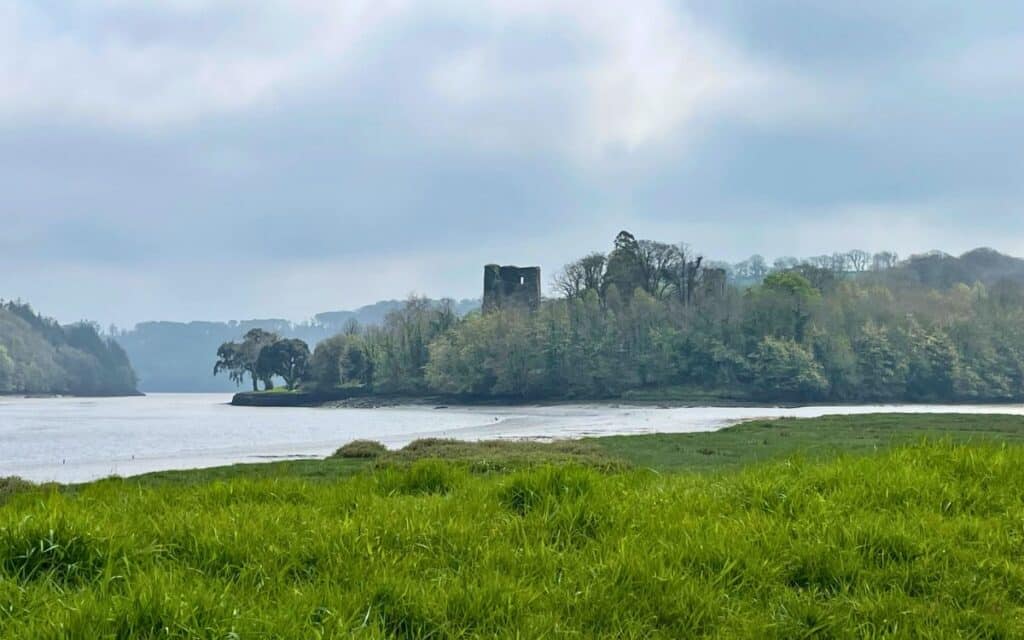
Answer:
[2,1,1024,326]
[1,0,810,160]
[0,1,411,126]
[427,1,784,155]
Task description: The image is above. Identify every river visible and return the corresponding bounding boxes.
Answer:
[2,393,1024,483]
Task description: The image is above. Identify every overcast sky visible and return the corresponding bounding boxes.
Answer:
[2,1,1023,327]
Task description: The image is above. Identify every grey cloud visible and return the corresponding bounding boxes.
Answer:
[1,1,1023,325]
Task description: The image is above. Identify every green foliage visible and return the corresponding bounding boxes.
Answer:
[215,329,312,391]
[383,437,622,473]
[750,337,829,400]
[7,433,1024,636]
[331,439,388,459]
[363,297,459,394]
[762,270,818,297]
[855,321,908,400]
[0,302,137,395]
[215,235,1024,403]
[256,338,310,390]
[0,345,13,392]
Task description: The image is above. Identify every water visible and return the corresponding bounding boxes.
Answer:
[2,393,1024,483]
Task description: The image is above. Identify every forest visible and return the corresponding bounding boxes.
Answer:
[216,232,1024,403]
[0,302,138,396]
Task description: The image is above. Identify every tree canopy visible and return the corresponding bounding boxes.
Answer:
[219,235,1024,403]
[0,301,138,395]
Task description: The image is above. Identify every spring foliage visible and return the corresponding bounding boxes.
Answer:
[298,235,1024,402]
[0,301,137,395]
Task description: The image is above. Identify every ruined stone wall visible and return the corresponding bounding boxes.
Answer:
[483,264,541,312]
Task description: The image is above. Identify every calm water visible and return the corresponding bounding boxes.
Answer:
[2,393,1024,483]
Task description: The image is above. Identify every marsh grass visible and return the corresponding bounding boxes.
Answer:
[0,476,35,505]
[4,439,1024,637]
[333,439,389,459]
[382,437,625,473]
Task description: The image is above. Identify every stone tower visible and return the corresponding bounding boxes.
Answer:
[482,264,541,313]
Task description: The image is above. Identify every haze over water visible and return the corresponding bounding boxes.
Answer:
[2,394,1024,483]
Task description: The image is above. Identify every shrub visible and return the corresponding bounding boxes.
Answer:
[400,438,461,454]
[332,440,388,459]
[386,438,625,472]
[0,476,34,504]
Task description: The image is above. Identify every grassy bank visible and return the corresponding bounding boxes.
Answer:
[4,414,1024,637]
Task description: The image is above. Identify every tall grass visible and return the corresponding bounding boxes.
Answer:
[3,442,1024,637]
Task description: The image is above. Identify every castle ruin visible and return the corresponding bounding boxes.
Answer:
[482,264,541,313]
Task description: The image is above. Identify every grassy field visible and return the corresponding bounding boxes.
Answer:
[4,414,1024,637]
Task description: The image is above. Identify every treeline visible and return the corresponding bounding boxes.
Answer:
[219,233,1024,403]
[117,298,479,391]
[0,301,138,395]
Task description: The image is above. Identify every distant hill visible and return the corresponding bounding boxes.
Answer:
[314,298,480,328]
[889,248,1024,290]
[115,299,479,392]
[0,301,138,396]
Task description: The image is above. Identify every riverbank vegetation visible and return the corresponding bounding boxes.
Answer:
[217,235,1024,403]
[4,414,1024,637]
[0,301,137,396]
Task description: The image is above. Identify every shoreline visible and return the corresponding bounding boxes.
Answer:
[0,390,145,399]
[10,412,1024,487]
[230,389,1024,410]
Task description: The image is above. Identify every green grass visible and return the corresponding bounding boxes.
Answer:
[127,413,1024,484]
[595,412,1024,472]
[5,414,1024,637]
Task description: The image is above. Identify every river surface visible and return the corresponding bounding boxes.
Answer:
[2,394,1024,483]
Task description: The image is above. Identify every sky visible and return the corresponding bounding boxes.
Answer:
[2,1,1023,327]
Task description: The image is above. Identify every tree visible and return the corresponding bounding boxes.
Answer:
[854,322,907,400]
[603,231,644,298]
[243,329,280,390]
[902,321,959,400]
[662,243,703,305]
[213,342,249,389]
[340,335,374,387]
[750,337,828,400]
[636,240,681,298]
[578,253,608,293]
[829,252,849,273]
[745,272,820,342]
[773,256,800,272]
[872,251,899,271]
[213,328,280,390]
[747,255,769,280]
[554,252,609,299]
[309,335,346,389]
[0,345,13,392]
[793,264,838,293]
[256,338,311,390]
[847,249,871,272]
[553,260,585,299]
